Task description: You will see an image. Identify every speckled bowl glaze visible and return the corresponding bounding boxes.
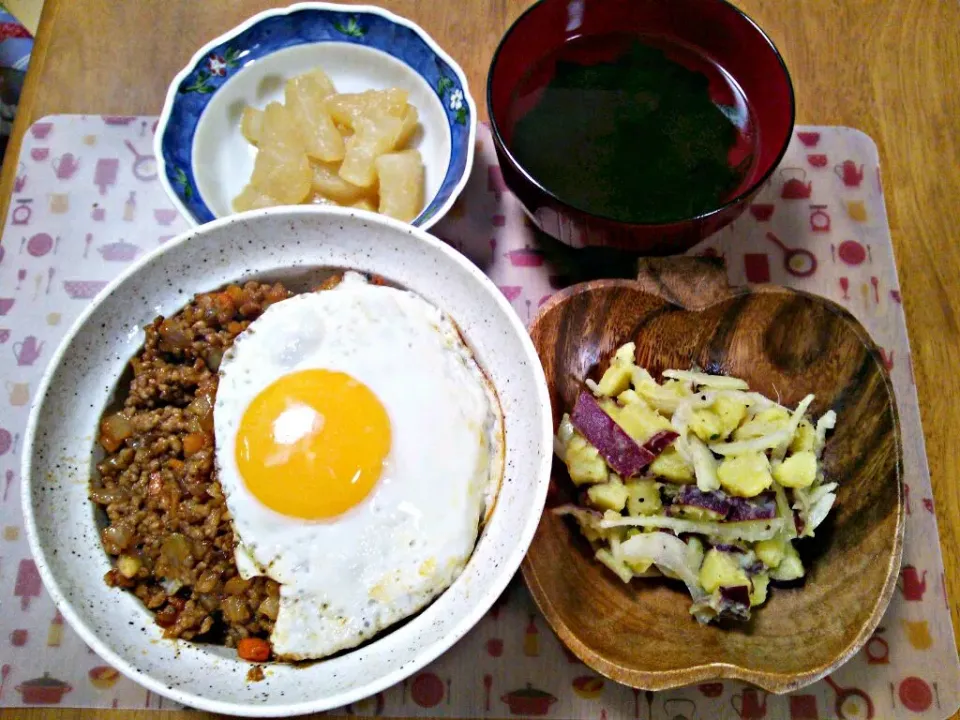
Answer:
[156,2,476,229]
[21,206,552,716]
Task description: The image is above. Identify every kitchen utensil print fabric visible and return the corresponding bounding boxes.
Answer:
[0,116,956,719]
[0,115,189,711]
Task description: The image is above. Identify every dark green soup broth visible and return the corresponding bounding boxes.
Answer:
[507,34,757,224]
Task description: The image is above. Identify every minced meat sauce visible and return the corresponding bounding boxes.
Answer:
[91,281,292,648]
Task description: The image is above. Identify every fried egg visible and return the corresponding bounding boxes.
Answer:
[214,272,503,660]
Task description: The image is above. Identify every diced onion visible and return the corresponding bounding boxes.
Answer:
[161,578,183,595]
[793,482,838,536]
[188,393,214,433]
[99,412,133,452]
[259,595,280,621]
[89,487,128,505]
[117,555,141,578]
[734,392,782,415]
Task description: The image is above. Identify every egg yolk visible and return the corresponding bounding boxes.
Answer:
[235,369,391,519]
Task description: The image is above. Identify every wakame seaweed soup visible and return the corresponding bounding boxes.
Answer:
[507,34,757,224]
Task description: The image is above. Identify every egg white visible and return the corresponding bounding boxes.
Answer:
[214,273,503,660]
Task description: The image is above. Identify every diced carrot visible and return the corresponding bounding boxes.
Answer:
[99,434,122,454]
[213,292,236,316]
[265,283,288,304]
[225,285,246,305]
[314,274,343,292]
[227,321,245,335]
[183,432,207,457]
[237,637,271,662]
[154,603,180,628]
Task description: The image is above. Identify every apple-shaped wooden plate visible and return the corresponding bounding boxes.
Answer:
[524,258,903,693]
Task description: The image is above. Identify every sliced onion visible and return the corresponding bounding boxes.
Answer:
[806,482,838,506]
[631,366,690,414]
[552,504,603,525]
[689,436,721,491]
[599,513,783,543]
[662,369,748,390]
[815,410,837,456]
[708,429,792,456]
[771,394,816,463]
[807,492,837,534]
[620,531,706,601]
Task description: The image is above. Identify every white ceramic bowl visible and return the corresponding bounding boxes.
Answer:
[156,2,477,229]
[21,207,552,716]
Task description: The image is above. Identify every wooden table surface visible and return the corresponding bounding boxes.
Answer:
[1,0,958,718]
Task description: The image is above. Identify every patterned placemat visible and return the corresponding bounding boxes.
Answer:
[0,115,956,719]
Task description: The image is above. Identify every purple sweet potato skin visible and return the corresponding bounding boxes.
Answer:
[667,488,777,522]
[727,493,778,521]
[571,392,655,477]
[719,585,752,618]
[643,430,679,455]
[675,487,732,516]
[713,543,744,554]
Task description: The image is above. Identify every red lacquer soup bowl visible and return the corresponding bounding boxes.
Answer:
[487,0,795,253]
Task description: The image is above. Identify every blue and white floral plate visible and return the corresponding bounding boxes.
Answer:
[155,2,477,229]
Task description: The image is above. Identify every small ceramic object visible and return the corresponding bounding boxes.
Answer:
[22,206,551,716]
[524,257,903,693]
[156,2,476,229]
